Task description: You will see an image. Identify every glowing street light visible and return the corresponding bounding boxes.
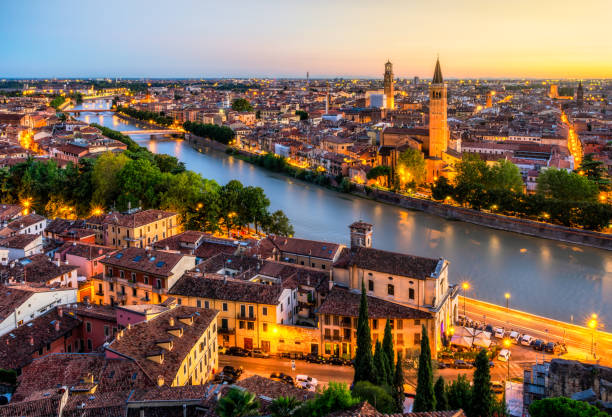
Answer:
[503,338,512,381]
[504,292,511,325]
[588,314,598,359]
[461,282,470,318]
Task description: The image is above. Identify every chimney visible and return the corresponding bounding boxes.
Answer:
[29,336,34,346]
[168,317,174,326]
[55,321,60,331]
[58,307,63,317]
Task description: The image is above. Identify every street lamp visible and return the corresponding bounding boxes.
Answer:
[461,282,470,319]
[504,292,511,325]
[503,338,512,382]
[588,314,598,359]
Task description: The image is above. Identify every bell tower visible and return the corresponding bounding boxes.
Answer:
[383,60,394,110]
[428,58,448,159]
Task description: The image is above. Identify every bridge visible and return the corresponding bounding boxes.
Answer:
[121,129,181,135]
[63,109,113,114]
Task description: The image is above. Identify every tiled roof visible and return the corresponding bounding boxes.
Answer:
[0,233,40,249]
[0,285,33,320]
[100,247,190,277]
[334,247,440,279]
[257,235,343,260]
[170,273,282,305]
[13,353,153,402]
[0,253,77,285]
[64,303,117,322]
[62,391,130,417]
[0,204,22,223]
[235,375,315,403]
[87,209,176,228]
[57,242,116,260]
[106,306,218,385]
[0,390,64,417]
[326,401,466,417]
[317,286,432,319]
[7,213,45,230]
[0,309,82,370]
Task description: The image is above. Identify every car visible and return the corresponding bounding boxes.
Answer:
[494,327,505,339]
[497,349,511,362]
[532,339,546,351]
[295,375,318,391]
[485,324,494,334]
[218,345,228,354]
[305,354,327,364]
[251,348,269,358]
[509,331,521,343]
[226,347,250,357]
[270,372,294,385]
[213,373,236,384]
[521,334,534,346]
[545,342,566,354]
[436,361,448,369]
[328,356,347,366]
[491,381,505,394]
[222,365,243,378]
[453,359,472,369]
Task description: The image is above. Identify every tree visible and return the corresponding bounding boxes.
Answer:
[353,279,375,385]
[447,375,471,412]
[269,396,302,417]
[578,153,610,191]
[434,376,448,411]
[231,98,253,112]
[295,382,359,417]
[295,110,309,121]
[216,388,260,417]
[413,324,436,412]
[396,148,426,187]
[471,349,494,417]
[488,160,523,193]
[262,210,294,237]
[382,319,395,385]
[366,165,392,186]
[529,397,608,417]
[392,352,405,412]
[352,381,395,414]
[373,341,389,386]
[537,168,598,202]
[431,176,454,201]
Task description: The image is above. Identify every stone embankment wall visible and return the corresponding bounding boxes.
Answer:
[186,133,230,153]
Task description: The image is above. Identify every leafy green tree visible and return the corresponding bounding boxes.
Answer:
[218,180,244,236]
[396,148,426,186]
[382,319,395,385]
[373,341,389,386]
[239,186,270,233]
[529,397,608,417]
[578,153,610,191]
[295,110,309,121]
[92,152,130,207]
[154,154,185,173]
[447,374,471,412]
[295,382,359,417]
[434,376,448,411]
[353,279,375,385]
[537,168,598,202]
[413,324,436,412]
[262,210,294,237]
[367,165,392,187]
[216,388,260,417]
[269,396,302,417]
[471,349,494,417]
[352,381,395,413]
[489,160,524,193]
[231,98,253,112]
[183,121,236,145]
[391,352,405,412]
[431,176,455,201]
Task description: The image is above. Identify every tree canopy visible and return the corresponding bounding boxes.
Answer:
[537,168,599,202]
[396,148,426,186]
[231,98,253,112]
[529,397,608,417]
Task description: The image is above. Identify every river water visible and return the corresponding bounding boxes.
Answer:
[75,100,612,324]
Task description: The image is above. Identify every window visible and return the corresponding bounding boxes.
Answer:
[262,307,267,316]
[144,276,149,285]
[333,315,339,326]
[248,305,254,318]
[87,339,93,350]
[86,322,91,333]
[204,301,209,309]
[132,288,137,296]
[324,329,331,338]
[222,303,228,312]
[109,283,114,292]
[415,319,421,326]
[104,326,109,336]
[409,288,415,300]
[240,305,246,317]
[397,333,404,345]
[387,284,394,296]
[263,323,268,332]
[368,280,374,291]
[221,318,228,329]
[155,279,162,289]
[197,300,201,308]
[131,272,136,282]
[177,298,182,305]
[119,270,124,279]
[372,319,378,330]
[414,333,421,345]
[324,315,330,325]
[239,321,245,329]
[247,322,254,331]
[397,319,403,330]
[322,264,326,270]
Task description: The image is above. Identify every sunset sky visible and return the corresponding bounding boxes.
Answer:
[2,0,611,79]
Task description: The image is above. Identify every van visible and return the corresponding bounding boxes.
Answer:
[497,349,511,362]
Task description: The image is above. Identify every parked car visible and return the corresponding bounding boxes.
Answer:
[218,345,228,354]
[545,342,566,354]
[251,348,269,358]
[453,359,472,369]
[328,356,347,366]
[509,331,521,343]
[270,372,294,385]
[497,349,511,362]
[222,365,243,378]
[491,381,505,394]
[521,334,534,346]
[494,327,505,339]
[485,325,494,334]
[532,339,546,351]
[227,347,250,357]
[305,354,326,364]
[295,375,318,391]
[213,373,236,384]
[436,361,448,369]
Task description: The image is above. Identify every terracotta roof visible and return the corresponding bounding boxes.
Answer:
[62,391,130,417]
[326,401,466,417]
[87,209,176,228]
[6,213,45,230]
[170,273,282,305]
[64,303,117,322]
[0,254,77,285]
[100,247,190,277]
[0,233,40,249]
[0,390,64,417]
[106,306,218,385]
[57,242,116,260]
[334,247,441,279]
[258,235,343,261]
[317,286,432,319]
[45,218,87,235]
[0,204,23,223]
[235,375,315,403]
[0,308,82,370]
[0,285,33,320]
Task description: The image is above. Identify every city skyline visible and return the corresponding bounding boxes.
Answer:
[2,0,611,79]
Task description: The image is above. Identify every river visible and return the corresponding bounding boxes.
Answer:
[74,100,612,325]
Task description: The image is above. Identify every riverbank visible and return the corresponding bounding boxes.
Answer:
[186,133,612,250]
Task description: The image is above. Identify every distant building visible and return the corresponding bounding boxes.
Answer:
[576,80,584,107]
[383,60,394,109]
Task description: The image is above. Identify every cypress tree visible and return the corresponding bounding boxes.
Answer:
[373,340,388,386]
[413,324,436,412]
[392,352,405,413]
[434,376,449,411]
[471,349,494,417]
[382,319,395,385]
[353,279,375,385]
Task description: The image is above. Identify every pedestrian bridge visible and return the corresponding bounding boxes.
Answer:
[121,129,181,135]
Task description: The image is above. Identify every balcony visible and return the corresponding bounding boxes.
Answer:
[95,291,105,296]
[135,282,153,290]
[236,314,256,321]
[218,327,235,335]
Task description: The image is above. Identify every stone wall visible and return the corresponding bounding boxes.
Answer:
[547,359,612,403]
[186,133,230,152]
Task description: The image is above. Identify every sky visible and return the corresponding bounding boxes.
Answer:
[1,0,611,79]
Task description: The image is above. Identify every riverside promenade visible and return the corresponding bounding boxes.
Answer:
[463,297,611,366]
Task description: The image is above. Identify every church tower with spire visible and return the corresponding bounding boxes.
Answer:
[576,80,584,108]
[428,58,448,159]
[383,60,394,110]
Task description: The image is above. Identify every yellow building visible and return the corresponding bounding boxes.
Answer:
[86,209,180,249]
[383,60,394,110]
[105,305,219,387]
